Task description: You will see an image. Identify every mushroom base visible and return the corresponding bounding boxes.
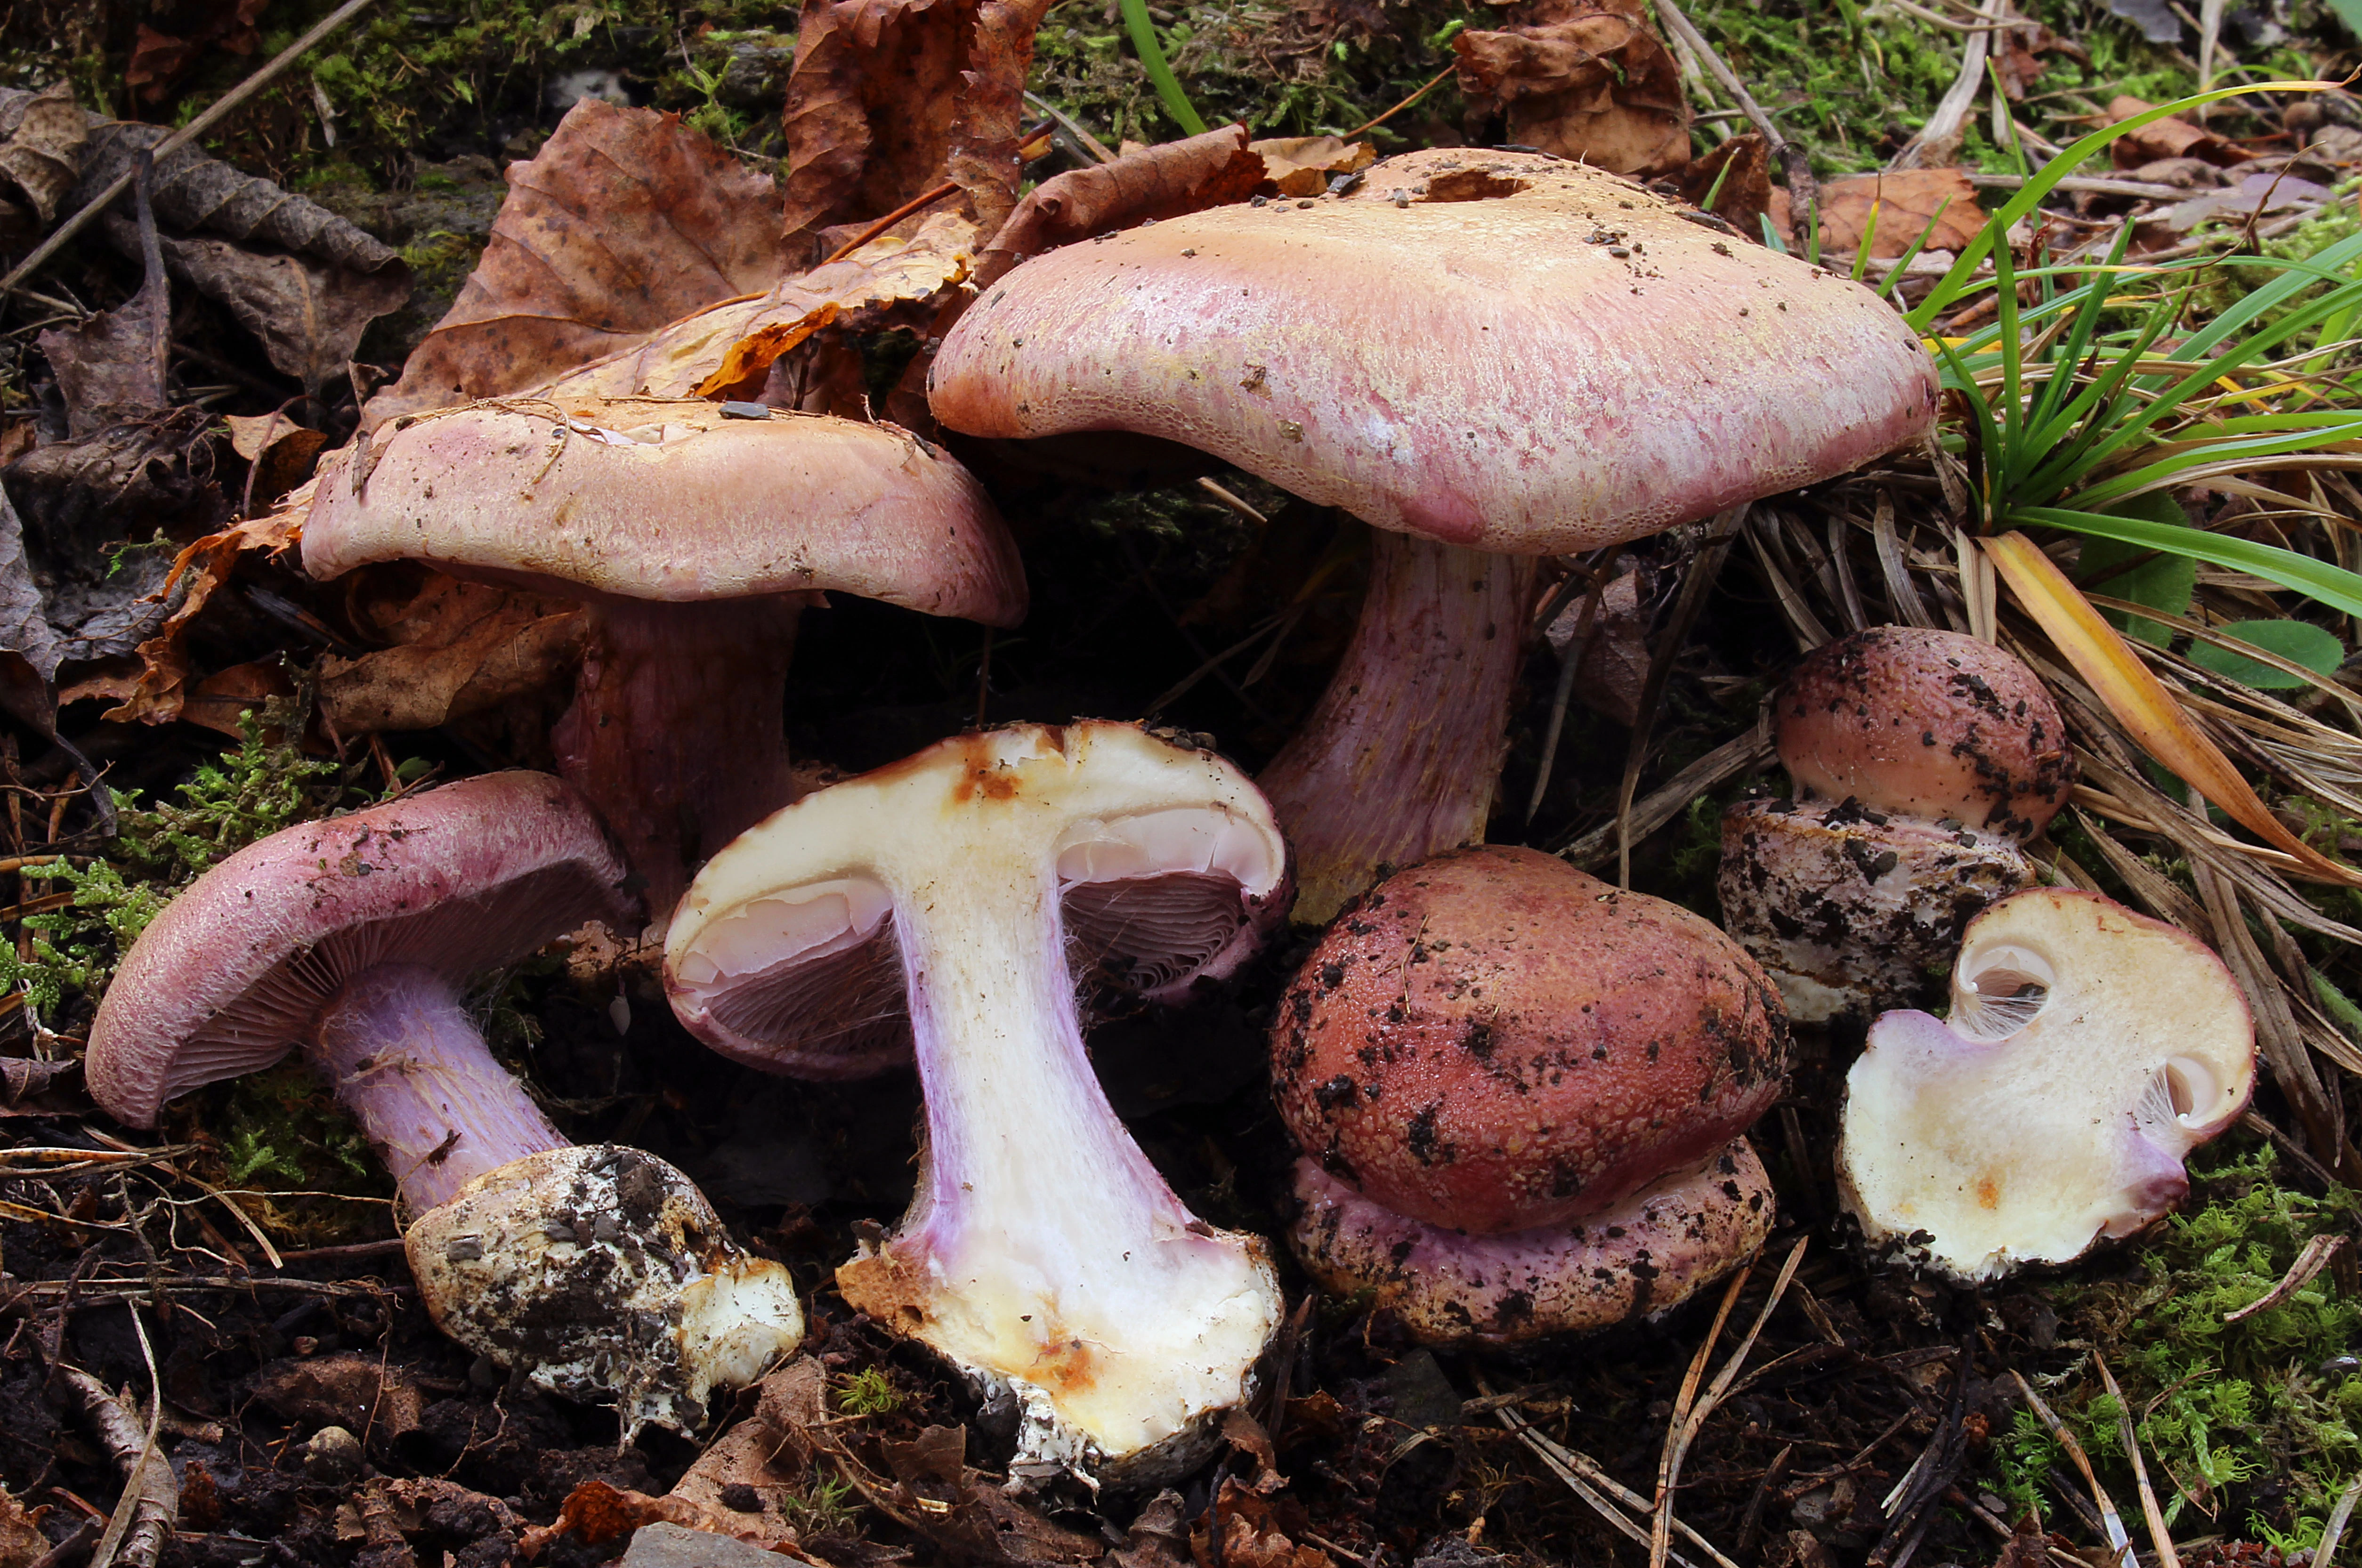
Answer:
[1718,798,2034,1023]
[1288,1140,1774,1345]
[1260,533,1537,925]
[407,1144,804,1440]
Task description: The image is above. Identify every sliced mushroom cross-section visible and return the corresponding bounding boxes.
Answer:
[666,721,1290,1484]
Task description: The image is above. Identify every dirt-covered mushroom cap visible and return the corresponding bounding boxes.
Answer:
[930,149,1937,555]
[87,771,637,1130]
[1776,626,2072,835]
[665,722,1289,1483]
[1838,888,2254,1281]
[1720,628,2075,1024]
[1288,1140,1774,1344]
[1272,846,1788,1235]
[301,397,1027,914]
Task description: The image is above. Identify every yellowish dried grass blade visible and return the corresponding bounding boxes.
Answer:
[1984,531,2362,886]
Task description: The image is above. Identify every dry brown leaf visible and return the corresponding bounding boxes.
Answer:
[1671,131,1772,236]
[316,571,585,735]
[40,171,170,439]
[1252,136,1375,198]
[515,1479,785,1561]
[1812,167,1987,258]
[979,125,1266,286]
[2107,94,2242,168]
[224,413,329,511]
[100,484,304,726]
[365,99,786,428]
[0,83,86,240]
[126,0,266,101]
[179,657,295,738]
[1453,0,1689,176]
[539,210,974,402]
[780,0,1055,257]
[664,1420,804,1551]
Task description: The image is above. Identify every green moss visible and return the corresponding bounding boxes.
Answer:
[1990,1144,2362,1542]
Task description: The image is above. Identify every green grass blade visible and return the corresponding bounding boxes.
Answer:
[1852,199,1879,283]
[1875,198,1949,300]
[1120,0,1208,137]
[1933,337,2003,526]
[1902,79,2335,333]
[2025,226,2135,441]
[2014,504,2362,620]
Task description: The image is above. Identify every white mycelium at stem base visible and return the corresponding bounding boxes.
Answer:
[667,724,1290,1478]
[311,963,567,1212]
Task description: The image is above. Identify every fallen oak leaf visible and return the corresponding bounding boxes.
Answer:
[2106,94,2243,169]
[1253,136,1375,198]
[1779,167,1988,259]
[0,82,87,240]
[1452,0,1689,176]
[315,571,586,736]
[978,125,1265,286]
[365,99,786,428]
[539,210,975,402]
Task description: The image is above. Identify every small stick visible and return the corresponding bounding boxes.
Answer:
[2094,1353,2180,1568]
[1616,505,1747,888]
[2012,1371,2133,1563]
[0,0,385,302]
[1346,65,1459,140]
[2318,1476,2362,1568]
[819,181,961,267]
[1648,0,1816,222]
[1481,1379,1737,1568]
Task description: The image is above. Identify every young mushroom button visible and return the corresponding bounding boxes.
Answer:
[83,773,803,1440]
[1718,626,2075,1022]
[665,721,1290,1487]
[300,396,1027,918]
[1838,888,2255,1280]
[1272,846,1789,1343]
[930,148,1938,921]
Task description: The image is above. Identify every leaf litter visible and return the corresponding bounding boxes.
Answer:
[8,0,2362,1565]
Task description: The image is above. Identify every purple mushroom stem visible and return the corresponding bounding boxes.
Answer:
[550,597,804,915]
[309,963,568,1212]
[1258,536,1537,922]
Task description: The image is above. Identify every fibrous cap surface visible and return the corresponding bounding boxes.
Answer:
[87,771,636,1128]
[930,148,1936,555]
[1838,887,2254,1280]
[302,397,1026,627]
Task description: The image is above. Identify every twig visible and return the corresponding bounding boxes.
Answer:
[1890,0,2004,170]
[1024,91,1119,164]
[1525,549,1622,823]
[820,182,962,267]
[1480,1378,1738,1568]
[1649,0,1816,220]
[2318,1476,2362,1568]
[1345,65,1459,139]
[2094,1353,2179,1568]
[0,0,386,302]
[2223,1232,2345,1321]
[1652,1239,1806,1568]
[1557,723,1773,866]
[2011,1371,2133,1563]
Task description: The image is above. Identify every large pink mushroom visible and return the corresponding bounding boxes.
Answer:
[1272,845,1788,1342]
[930,148,1937,921]
[85,773,804,1437]
[1719,626,2075,1021]
[302,396,1027,914]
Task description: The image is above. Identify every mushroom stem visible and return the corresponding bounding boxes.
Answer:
[550,597,804,917]
[836,862,1278,1469]
[311,963,567,1212]
[1259,533,1538,924]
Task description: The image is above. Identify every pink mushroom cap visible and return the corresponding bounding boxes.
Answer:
[86,771,636,1129]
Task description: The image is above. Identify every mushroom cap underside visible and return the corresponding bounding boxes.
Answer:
[87,771,637,1128]
[1838,887,2255,1280]
[665,721,1291,1074]
[302,397,1027,628]
[930,148,1938,555]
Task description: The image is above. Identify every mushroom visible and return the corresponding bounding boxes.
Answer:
[664,721,1289,1483]
[302,396,1028,913]
[1718,626,2075,1022]
[1270,845,1787,1342]
[929,148,1937,921]
[1837,887,2254,1280]
[84,772,804,1439]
